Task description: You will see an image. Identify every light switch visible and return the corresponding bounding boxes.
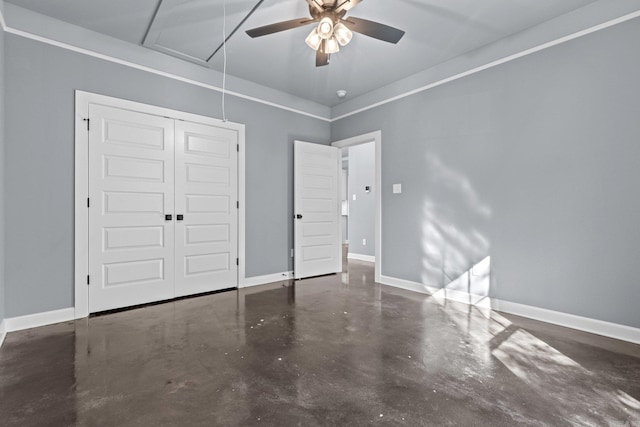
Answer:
[353,194,357,200]
[393,184,402,194]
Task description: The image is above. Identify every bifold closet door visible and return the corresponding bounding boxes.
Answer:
[174,121,238,297]
[88,105,176,312]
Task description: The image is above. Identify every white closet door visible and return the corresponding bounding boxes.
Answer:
[174,120,238,296]
[294,141,341,279]
[88,104,175,312]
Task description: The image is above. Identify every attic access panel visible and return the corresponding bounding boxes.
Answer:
[143,0,262,66]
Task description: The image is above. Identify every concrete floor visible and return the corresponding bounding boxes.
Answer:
[0,259,639,426]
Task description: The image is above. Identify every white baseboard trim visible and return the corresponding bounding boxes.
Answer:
[3,283,636,345]
[4,307,75,333]
[378,275,439,295]
[379,275,640,345]
[492,299,640,345]
[239,271,294,288]
[0,320,6,349]
[348,253,376,263]
[431,288,493,309]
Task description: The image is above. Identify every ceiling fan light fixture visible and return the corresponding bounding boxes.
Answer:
[317,17,334,39]
[305,28,323,50]
[333,22,353,46]
[324,36,340,54]
[245,0,405,67]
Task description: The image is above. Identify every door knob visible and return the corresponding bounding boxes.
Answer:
[295,214,303,219]
[177,214,184,221]
[165,214,172,221]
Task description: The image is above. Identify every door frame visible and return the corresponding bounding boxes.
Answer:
[331,131,382,283]
[74,91,246,319]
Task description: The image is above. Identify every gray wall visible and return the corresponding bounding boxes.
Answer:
[0,22,5,323]
[347,142,375,257]
[332,18,640,328]
[4,34,330,318]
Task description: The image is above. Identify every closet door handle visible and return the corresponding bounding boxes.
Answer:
[177,214,184,221]
[165,214,173,221]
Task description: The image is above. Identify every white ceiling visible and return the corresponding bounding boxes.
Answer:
[5,0,598,106]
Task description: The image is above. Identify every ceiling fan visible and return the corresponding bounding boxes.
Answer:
[245,0,405,67]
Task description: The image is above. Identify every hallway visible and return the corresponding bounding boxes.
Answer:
[0,259,638,426]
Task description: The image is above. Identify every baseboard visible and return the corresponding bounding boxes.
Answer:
[432,288,493,309]
[4,307,75,333]
[239,271,294,288]
[348,253,376,263]
[379,275,640,345]
[492,299,640,345]
[3,283,636,345]
[0,320,6,349]
[378,275,439,295]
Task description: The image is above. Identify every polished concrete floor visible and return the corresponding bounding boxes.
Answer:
[1,259,639,426]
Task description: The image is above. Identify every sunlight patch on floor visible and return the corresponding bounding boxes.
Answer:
[492,329,640,425]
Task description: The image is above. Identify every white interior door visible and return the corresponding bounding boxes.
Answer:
[88,105,176,312]
[174,121,238,296]
[294,141,341,279]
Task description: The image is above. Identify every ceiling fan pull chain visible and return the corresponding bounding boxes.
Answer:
[221,0,228,122]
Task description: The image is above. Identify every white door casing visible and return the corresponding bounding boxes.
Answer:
[294,141,341,279]
[76,92,246,318]
[331,131,382,284]
[174,120,238,297]
[88,105,176,312]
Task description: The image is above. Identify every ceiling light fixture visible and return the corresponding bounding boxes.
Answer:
[245,0,405,67]
[324,36,340,54]
[305,28,322,51]
[333,23,353,46]
[317,17,334,39]
[307,17,350,56]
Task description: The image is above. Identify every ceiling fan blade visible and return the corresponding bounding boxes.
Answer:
[316,49,330,67]
[334,0,363,13]
[342,17,405,44]
[246,18,315,38]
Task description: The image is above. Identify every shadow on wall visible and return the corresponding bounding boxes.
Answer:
[420,154,491,298]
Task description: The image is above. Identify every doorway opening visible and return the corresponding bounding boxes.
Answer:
[332,131,382,283]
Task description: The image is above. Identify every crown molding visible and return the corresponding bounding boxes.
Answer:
[1,2,639,122]
[331,0,640,121]
[0,2,331,122]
